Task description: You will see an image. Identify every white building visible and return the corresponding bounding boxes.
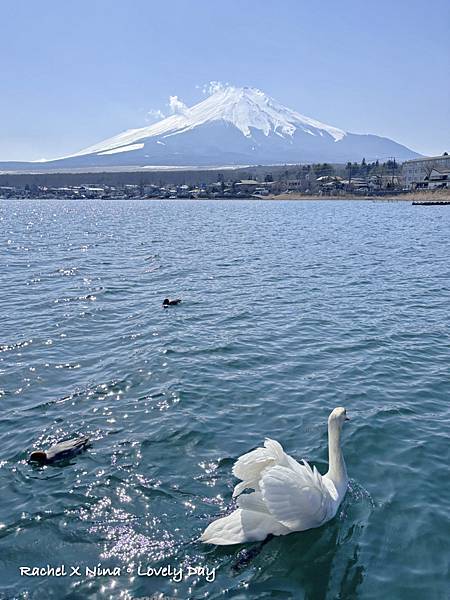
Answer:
[403,154,450,189]
[427,168,450,189]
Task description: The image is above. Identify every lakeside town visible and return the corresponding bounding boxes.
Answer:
[0,154,449,200]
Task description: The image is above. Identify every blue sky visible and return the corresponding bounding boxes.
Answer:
[1,0,448,161]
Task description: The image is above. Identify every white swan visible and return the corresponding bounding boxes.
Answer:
[200,407,349,545]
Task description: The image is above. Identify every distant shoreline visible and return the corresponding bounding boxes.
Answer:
[2,192,450,202]
[262,190,450,202]
[2,190,449,203]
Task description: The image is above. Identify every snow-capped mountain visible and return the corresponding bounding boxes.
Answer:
[73,86,348,156]
[0,86,420,171]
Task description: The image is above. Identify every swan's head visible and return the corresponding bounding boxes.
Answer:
[328,407,349,428]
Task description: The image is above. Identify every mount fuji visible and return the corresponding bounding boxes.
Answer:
[1,86,420,171]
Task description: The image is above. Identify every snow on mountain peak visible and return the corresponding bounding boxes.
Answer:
[201,86,346,141]
[71,86,347,158]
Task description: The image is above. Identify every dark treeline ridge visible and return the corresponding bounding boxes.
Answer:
[0,159,400,188]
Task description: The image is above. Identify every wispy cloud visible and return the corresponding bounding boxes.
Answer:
[199,80,231,95]
[145,85,230,124]
[145,108,166,123]
[169,95,189,115]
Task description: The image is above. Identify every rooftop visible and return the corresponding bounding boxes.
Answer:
[404,155,450,164]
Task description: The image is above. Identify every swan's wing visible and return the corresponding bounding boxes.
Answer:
[200,507,290,545]
[232,438,290,497]
[260,461,331,531]
[236,491,270,514]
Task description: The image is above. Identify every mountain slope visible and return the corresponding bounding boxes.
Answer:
[0,87,420,171]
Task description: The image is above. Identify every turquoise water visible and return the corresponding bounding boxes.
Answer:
[1,199,449,600]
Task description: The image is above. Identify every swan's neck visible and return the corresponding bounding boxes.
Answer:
[327,422,348,493]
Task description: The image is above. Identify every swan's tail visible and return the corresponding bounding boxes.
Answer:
[200,507,289,545]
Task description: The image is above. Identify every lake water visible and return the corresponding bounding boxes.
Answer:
[1,199,449,600]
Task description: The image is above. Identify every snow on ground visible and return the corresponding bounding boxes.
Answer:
[97,143,144,155]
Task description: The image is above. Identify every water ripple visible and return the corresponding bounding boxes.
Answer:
[0,199,449,599]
